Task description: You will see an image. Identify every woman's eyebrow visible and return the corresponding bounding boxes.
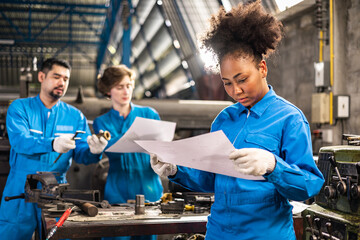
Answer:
[222,72,242,80]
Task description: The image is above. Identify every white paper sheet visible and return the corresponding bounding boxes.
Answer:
[290,201,310,215]
[105,117,176,153]
[135,130,264,180]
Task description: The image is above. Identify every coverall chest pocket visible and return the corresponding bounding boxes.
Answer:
[245,133,280,155]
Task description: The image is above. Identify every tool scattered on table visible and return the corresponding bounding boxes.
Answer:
[46,206,75,240]
[135,194,145,215]
[159,192,214,214]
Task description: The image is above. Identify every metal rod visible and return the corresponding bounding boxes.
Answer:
[53,130,85,164]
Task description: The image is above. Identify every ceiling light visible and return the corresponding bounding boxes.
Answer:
[165,19,171,27]
[173,40,180,49]
[0,39,15,45]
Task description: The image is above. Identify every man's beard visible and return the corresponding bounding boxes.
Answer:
[50,88,64,100]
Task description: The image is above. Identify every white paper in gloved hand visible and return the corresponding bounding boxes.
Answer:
[87,133,108,154]
[150,153,177,178]
[53,135,76,153]
[229,148,276,176]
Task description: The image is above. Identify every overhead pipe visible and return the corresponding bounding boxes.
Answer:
[315,0,333,125]
[156,2,194,95]
[329,0,333,125]
[315,0,323,62]
[121,0,132,67]
[132,3,163,92]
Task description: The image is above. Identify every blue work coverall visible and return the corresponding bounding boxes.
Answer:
[93,103,163,204]
[0,95,102,240]
[93,103,163,240]
[170,86,325,240]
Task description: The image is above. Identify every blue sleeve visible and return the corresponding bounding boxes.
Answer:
[72,112,102,165]
[169,166,216,192]
[6,100,53,154]
[147,107,160,120]
[265,120,325,201]
[154,113,160,120]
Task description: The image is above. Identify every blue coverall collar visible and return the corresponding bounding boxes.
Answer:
[35,94,61,111]
[109,102,134,119]
[235,85,277,118]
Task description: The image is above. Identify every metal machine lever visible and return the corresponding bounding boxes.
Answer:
[314,218,323,238]
[328,156,343,185]
[306,215,318,240]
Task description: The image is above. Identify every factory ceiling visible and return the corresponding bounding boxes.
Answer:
[0,0,298,100]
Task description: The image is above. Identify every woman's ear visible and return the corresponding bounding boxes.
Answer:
[259,60,267,78]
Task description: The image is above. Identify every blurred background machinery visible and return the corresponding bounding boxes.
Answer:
[303,135,360,240]
[0,100,10,202]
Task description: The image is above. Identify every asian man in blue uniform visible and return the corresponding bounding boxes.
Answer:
[0,58,108,240]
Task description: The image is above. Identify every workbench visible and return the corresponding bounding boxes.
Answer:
[42,203,305,239]
[42,205,208,239]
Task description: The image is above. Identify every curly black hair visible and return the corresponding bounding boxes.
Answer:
[199,0,283,71]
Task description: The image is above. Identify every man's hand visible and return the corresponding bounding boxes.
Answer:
[229,148,276,176]
[87,133,108,154]
[150,154,177,178]
[53,135,76,153]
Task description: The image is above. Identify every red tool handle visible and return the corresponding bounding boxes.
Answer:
[55,207,72,227]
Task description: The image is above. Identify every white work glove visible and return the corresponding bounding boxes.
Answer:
[87,131,108,154]
[150,153,177,178]
[229,148,276,176]
[53,135,76,153]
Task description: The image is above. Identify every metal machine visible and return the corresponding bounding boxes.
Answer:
[63,94,233,131]
[316,145,360,214]
[303,204,359,240]
[5,172,111,217]
[303,135,360,240]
